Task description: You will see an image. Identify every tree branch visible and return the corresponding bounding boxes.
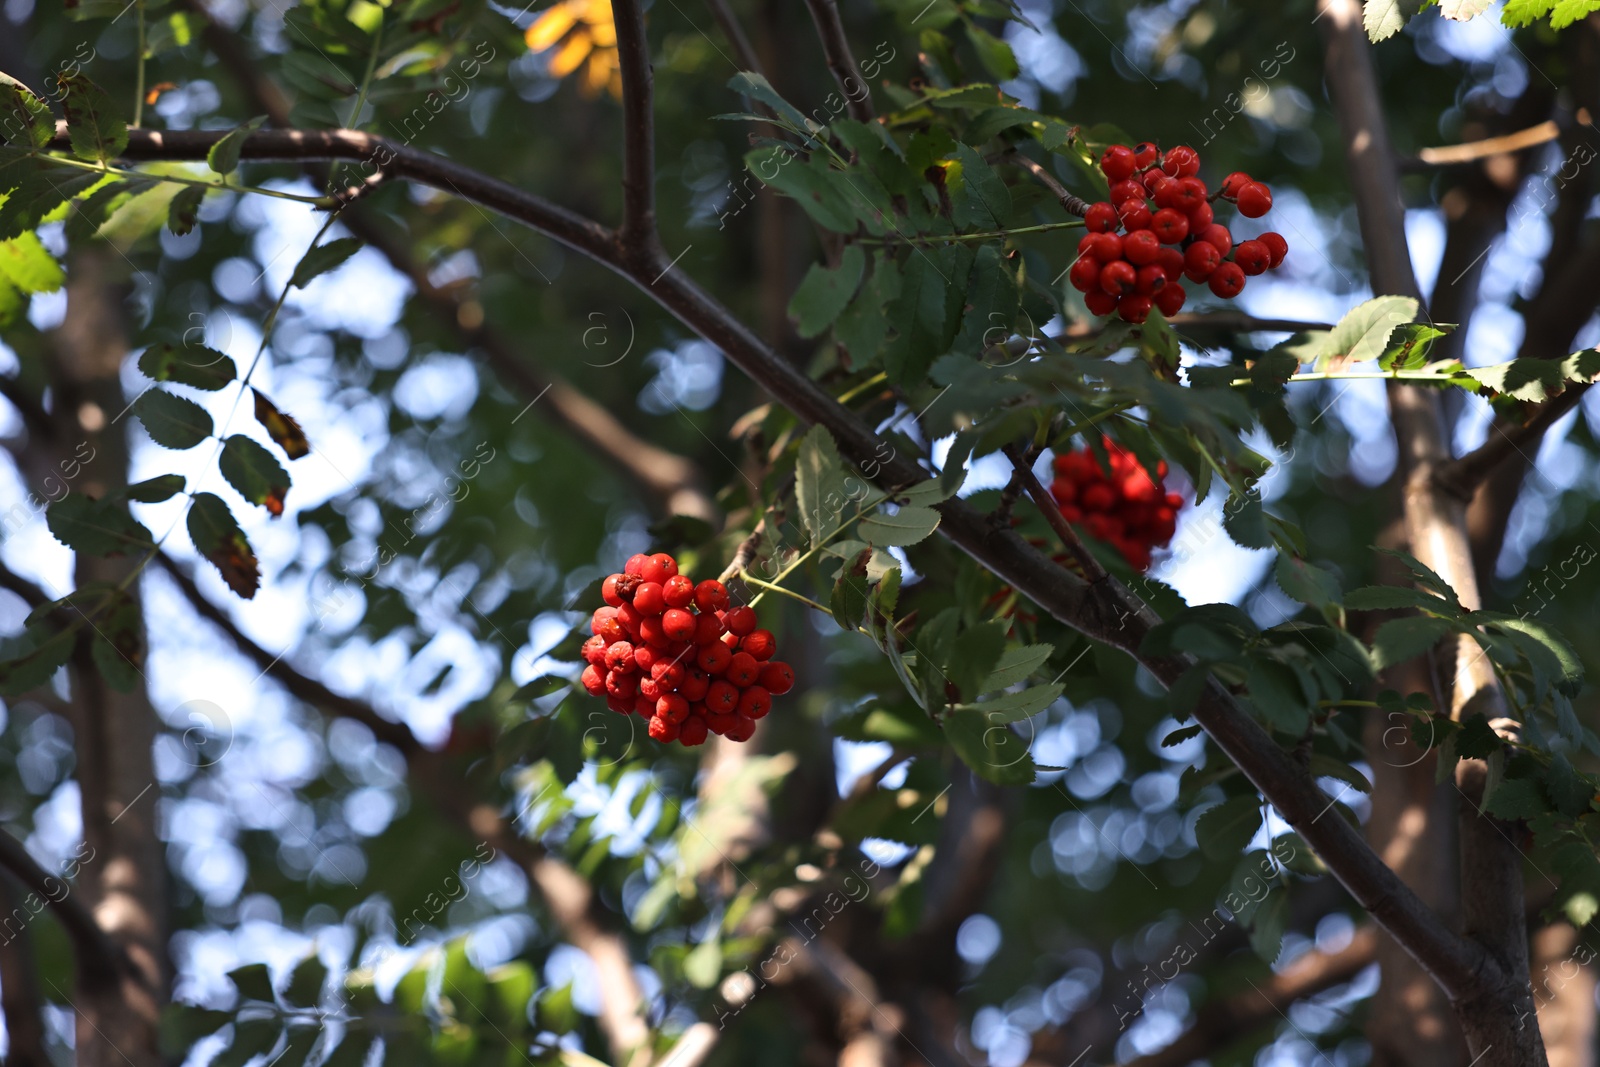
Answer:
[0,561,48,610]
[705,0,766,76]
[87,121,1497,1024]
[1008,152,1090,217]
[1405,118,1565,169]
[0,375,54,442]
[0,828,132,992]
[803,0,875,123]
[0,873,49,1067]
[1436,384,1589,500]
[611,0,659,252]
[1002,445,1107,582]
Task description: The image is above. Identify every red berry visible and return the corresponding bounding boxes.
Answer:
[1084,290,1119,317]
[1117,199,1153,232]
[1081,483,1115,512]
[1161,145,1200,178]
[1119,295,1153,324]
[582,635,608,666]
[1187,200,1214,229]
[1150,209,1189,244]
[1171,177,1207,211]
[634,582,667,616]
[726,652,761,687]
[721,630,740,649]
[608,693,636,715]
[1236,182,1272,218]
[602,574,626,607]
[681,669,710,702]
[1100,260,1137,296]
[605,670,636,698]
[1133,141,1160,169]
[591,607,624,643]
[1085,202,1118,233]
[694,611,726,645]
[638,555,668,584]
[652,552,678,578]
[741,629,777,660]
[758,661,795,695]
[657,693,690,723]
[581,664,606,695]
[651,660,686,689]
[706,680,739,714]
[1183,241,1221,280]
[1197,223,1233,257]
[1135,264,1168,294]
[638,676,662,701]
[1100,144,1138,181]
[1089,233,1124,262]
[662,574,695,609]
[633,693,655,716]
[1109,179,1144,204]
[624,554,650,576]
[1154,284,1186,317]
[662,608,697,642]
[705,712,736,736]
[725,716,756,743]
[647,715,679,743]
[737,686,772,719]
[697,642,732,675]
[1123,229,1161,266]
[679,716,709,747]
[1259,231,1288,267]
[605,642,636,673]
[1220,171,1253,199]
[1208,262,1246,298]
[1069,255,1102,293]
[1235,239,1270,276]
[1151,178,1180,210]
[1157,247,1185,278]
[725,605,758,637]
[638,616,667,647]
[694,579,730,613]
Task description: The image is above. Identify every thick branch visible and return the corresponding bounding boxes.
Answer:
[611,0,658,250]
[94,120,1496,1019]
[1436,385,1589,499]
[803,0,875,123]
[1120,927,1378,1067]
[0,375,54,442]
[0,828,131,991]
[0,874,48,1067]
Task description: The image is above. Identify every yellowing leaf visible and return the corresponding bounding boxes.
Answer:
[546,30,593,78]
[526,2,580,50]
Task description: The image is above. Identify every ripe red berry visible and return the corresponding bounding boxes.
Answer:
[657,693,690,723]
[605,670,636,698]
[662,608,697,642]
[652,552,678,578]
[1157,247,1185,278]
[1100,260,1138,296]
[1208,261,1246,298]
[706,680,739,714]
[1196,223,1233,257]
[1133,141,1160,169]
[1150,209,1189,244]
[1117,199,1153,232]
[632,581,665,615]
[697,641,732,675]
[1135,264,1167,294]
[1161,145,1200,178]
[1080,483,1115,512]
[1089,232,1124,262]
[694,610,726,645]
[742,629,777,660]
[638,676,662,701]
[581,664,606,695]
[1100,144,1137,181]
[1123,229,1161,266]
[694,579,730,613]
[726,652,761,687]
[1259,231,1289,267]
[1236,182,1273,218]
[724,605,758,637]
[647,715,679,743]
[637,555,667,584]
[758,661,795,695]
[592,607,624,643]
[624,554,650,576]
[1109,179,1144,204]
[1085,201,1118,233]
[1084,290,1119,317]
[1187,200,1214,229]
[681,668,710,702]
[601,574,626,607]
[1143,170,1169,195]
[1154,283,1186,317]
[679,716,709,747]
[605,641,636,673]
[1235,239,1270,276]
[1220,172,1252,199]
[582,635,608,666]
[637,615,667,647]
[737,686,772,719]
[633,693,655,716]
[662,574,695,609]
[1118,295,1153,324]
[1183,240,1221,280]
[1068,255,1102,293]
[1171,177,1207,211]
[725,716,756,742]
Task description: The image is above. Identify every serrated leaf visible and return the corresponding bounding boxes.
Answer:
[68,176,154,242]
[1343,585,1451,611]
[1195,795,1263,861]
[227,962,277,1004]
[282,954,328,1008]
[796,425,851,545]
[1162,724,1204,747]
[883,243,974,385]
[1440,0,1492,16]
[57,72,126,162]
[167,184,204,236]
[1317,295,1419,368]
[514,674,570,700]
[745,146,857,233]
[1249,886,1289,963]
[789,244,866,339]
[135,389,213,449]
[1551,0,1600,27]
[859,505,940,547]
[1501,0,1556,24]
[139,342,237,391]
[0,625,75,697]
[1247,658,1311,734]
[831,566,870,632]
[1275,556,1341,609]
[965,21,1019,80]
[290,237,362,288]
[726,72,818,139]
[0,232,62,294]
[980,643,1053,693]
[1364,0,1428,39]
[1490,615,1584,696]
[959,682,1063,724]
[952,143,1011,231]
[1224,491,1272,549]
[1483,776,1546,820]
[188,492,260,598]
[206,116,265,176]
[90,587,143,692]
[0,73,53,149]
[944,707,1035,785]
[124,474,185,503]
[46,493,154,556]
[219,435,290,517]
[1371,615,1461,671]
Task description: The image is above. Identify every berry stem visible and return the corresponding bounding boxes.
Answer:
[856,219,1086,247]
[740,571,834,616]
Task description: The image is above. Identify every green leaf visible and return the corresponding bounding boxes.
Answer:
[980,643,1053,693]
[1364,0,1429,39]
[1501,0,1556,24]
[726,73,818,138]
[1551,0,1600,27]
[213,1019,281,1067]
[684,937,722,989]
[167,184,204,236]
[795,425,851,546]
[90,588,143,692]
[46,494,154,556]
[282,954,328,1008]
[290,237,362,288]
[0,233,62,294]
[0,625,75,697]
[790,245,866,339]
[831,563,870,632]
[139,342,237,391]
[1343,585,1451,611]
[1439,0,1493,17]
[1307,754,1373,794]
[1370,615,1461,671]
[1375,548,1462,608]
[485,961,537,1029]
[1543,755,1591,817]
[746,146,858,233]
[952,143,1012,231]
[1195,795,1263,861]
[1223,491,1272,550]
[944,707,1036,785]
[956,243,1019,352]
[206,116,266,176]
[0,73,54,149]
[318,1033,375,1067]
[858,505,941,547]
[219,435,290,516]
[1378,323,1448,370]
[1483,776,1547,820]
[1249,886,1289,964]
[0,170,101,242]
[135,389,213,449]
[1275,556,1341,610]
[1247,659,1312,734]
[227,962,277,1004]
[125,474,186,503]
[67,176,155,242]
[1316,295,1419,368]
[959,682,1063,724]
[57,72,127,162]
[965,22,1020,80]
[1489,616,1584,696]
[883,244,974,385]
[836,254,900,365]
[188,492,260,598]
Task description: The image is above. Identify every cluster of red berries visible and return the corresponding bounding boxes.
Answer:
[581,552,794,747]
[1050,439,1182,572]
[1069,143,1289,324]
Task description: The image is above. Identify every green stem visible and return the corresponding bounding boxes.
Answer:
[42,154,336,206]
[860,219,1085,247]
[1231,368,1458,388]
[740,572,832,616]
[133,0,146,128]
[836,371,888,406]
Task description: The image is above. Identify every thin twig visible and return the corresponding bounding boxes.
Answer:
[705,0,765,76]
[1008,151,1090,217]
[611,0,658,251]
[1405,116,1578,169]
[1435,383,1590,499]
[802,0,874,123]
[1002,445,1108,583]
